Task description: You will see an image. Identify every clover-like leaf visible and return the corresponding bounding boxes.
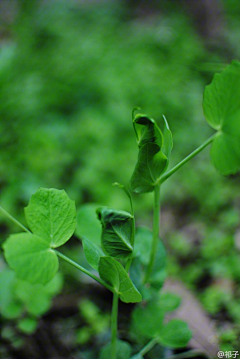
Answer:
[133,114,163,149]
[158,319,192,348]
[3,233,58,284]
[131,300,164,338]
[130,143,168,193]
[82,237,104,271]
[203,61,240,175]
[98,257,142,303]
[97,208,133,259]
[25,188,76,248]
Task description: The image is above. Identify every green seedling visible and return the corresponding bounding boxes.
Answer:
[2,61,240,359]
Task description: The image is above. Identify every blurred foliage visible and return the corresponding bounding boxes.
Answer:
[1,0,240,355]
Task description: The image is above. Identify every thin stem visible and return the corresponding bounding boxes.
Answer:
[144,183,160,283]
[0,206,30,233]
[111,292,119,359]
[159,134,216,184]
[54,250,114,293]
[139,337,159,356]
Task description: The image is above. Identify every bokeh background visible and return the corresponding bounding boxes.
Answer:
[1,0,240,357]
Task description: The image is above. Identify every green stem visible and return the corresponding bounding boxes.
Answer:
[0,206,30,233]
[138,338,158,356]
[159,134,216,184]
[54,250,114,293]
[144,183,160,283]
[111,292,119,359]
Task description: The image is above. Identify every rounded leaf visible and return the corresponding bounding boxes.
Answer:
[158,319,192,348]
[203,61,240,175]
[3,233,58,284]
[25,188,76,248]
[131,301,164,338]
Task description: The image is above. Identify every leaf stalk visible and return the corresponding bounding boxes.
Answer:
[54,250,114,293]
[0,206,30,233]
[159,134,216,184]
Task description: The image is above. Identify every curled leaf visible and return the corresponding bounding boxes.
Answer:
[133,114,163,149]
[130,112,172,193]
[130,143,168,193]
[97,207,133,259]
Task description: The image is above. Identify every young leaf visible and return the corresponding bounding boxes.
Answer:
[97,208,133,259]
[82,237,104,271]
[203,61,240,175]
[76,203,102,246]
[98,257,142,303]
[158,319,192,348]
[130,143,168,193]
[100,340,132,359]
[133,114,163,149]
[25,188,76,248]
[3,233,58,284]
[131,300,164,338]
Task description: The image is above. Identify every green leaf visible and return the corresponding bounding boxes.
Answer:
[98,257,142,303]
[82,237,104,270]
[157,292,181,312]
[130,143,168,193]
[100,340,132,359]
[76,203,102,246]
[97,208,133,259]
[25,188,76,248]
[17,317,38,334]
[133,114,163,149]
[203,61,240,175]
[3,233,58,284]
[131,300,164,338]
[158,319,192,348]
[130,355,144,359]
[162,115,173,159]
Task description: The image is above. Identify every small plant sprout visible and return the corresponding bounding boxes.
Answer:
[2,61,240,359]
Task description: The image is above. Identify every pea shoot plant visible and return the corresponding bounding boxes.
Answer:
[2,61,240,359]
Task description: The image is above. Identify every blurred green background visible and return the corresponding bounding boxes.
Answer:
[1,0,240,356]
